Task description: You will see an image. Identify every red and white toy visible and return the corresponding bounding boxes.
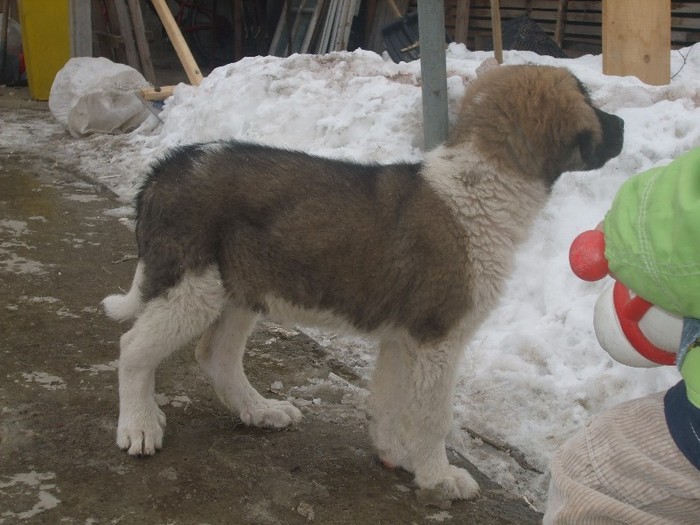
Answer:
[569,230,682,367]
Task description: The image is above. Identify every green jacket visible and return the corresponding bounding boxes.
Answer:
[604,146,700,408]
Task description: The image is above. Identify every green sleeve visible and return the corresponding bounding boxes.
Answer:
[682,347,700,408]
[603,147,700,319]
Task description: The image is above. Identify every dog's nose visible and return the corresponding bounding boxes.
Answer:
[597,109,625,159]
[607,114,625,157]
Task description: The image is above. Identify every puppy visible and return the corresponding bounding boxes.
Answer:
[104,65,624,500]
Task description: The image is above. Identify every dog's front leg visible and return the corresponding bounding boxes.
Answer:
[370,337,479,500]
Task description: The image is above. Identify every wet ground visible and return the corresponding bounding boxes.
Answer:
[0,90,542,524]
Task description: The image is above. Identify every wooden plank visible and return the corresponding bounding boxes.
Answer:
[672,15,700,30]
[448,0,698,53]
[673,29,700,43]
[302,0,327,52]
[468,6,602,27]
[127,0,156,83]
[100,0,128,64]
[140,85,175,101]
[333,0,354,51]
[602,0,671,85]
[327,0,344,51]
[151,0,203,85]
[554,0,568,47]
[454,0,471,43]
[317,0,338,52]
[336,0,359,50]
[672,0,700,15]
[114,0,140,70]
[471,0,600,9]
[289,0,309,53]
[70,0,93,57]
[491,0,503,63]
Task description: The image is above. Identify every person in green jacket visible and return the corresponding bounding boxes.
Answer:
[544,147,700,524]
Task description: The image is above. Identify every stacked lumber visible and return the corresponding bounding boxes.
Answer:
[270,0,362,56]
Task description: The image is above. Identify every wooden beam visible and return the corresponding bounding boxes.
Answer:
[151,0,203,86]
[114,0,140,70]
[70,0,92,57]
[302,0,327,53]
[491,0,503,63]
[554,0,568,48]
[127,0,156,83]
[140,85,176,101]
[454,0,471,44]
[602,0,670,85]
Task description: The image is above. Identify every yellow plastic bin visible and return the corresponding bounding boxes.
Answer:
[18,0,71,100]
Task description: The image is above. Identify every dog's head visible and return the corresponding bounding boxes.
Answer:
[448,65,624,186]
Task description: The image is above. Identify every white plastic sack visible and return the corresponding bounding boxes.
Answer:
[49,57,152,137]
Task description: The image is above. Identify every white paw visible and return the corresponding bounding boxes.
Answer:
[117,404,166,456]
[240,398,302,429]
[416,465,480,501]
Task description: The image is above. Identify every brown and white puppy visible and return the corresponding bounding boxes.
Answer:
[103,65,624,500]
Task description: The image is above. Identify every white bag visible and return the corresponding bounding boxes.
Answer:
[49,57,152,137]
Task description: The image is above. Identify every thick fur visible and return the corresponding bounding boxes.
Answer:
[103,65,624,500]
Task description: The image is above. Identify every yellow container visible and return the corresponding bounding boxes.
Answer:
[18,0,71,100]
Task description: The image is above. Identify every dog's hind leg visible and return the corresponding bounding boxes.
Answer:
[117,265,226,455]
[370,337,480,500]
[195,303,303,428]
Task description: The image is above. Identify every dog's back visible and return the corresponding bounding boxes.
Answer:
[133,141,473,343]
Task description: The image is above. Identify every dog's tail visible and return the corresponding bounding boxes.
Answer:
[103,261,145,322]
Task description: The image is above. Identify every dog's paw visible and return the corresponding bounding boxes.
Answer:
[240,398,302,429]
[117,405,166,456]
[415,465,480,501]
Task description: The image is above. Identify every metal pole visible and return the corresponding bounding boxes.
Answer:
[417,0,449,150]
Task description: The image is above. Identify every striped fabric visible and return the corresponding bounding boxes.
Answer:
[544,391,700,524]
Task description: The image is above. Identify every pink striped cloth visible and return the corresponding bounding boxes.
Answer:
[544,391,700,524]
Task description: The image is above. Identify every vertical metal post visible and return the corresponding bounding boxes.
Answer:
[417,0,449,150]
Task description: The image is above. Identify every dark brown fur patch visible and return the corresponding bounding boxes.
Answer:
[137,143,473,343]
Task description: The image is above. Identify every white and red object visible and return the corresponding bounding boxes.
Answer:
[569,229,681,367]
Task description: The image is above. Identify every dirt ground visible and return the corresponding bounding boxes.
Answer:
[0,87,542,524]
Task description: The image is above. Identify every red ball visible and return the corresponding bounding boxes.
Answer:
[569,230,609,282]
